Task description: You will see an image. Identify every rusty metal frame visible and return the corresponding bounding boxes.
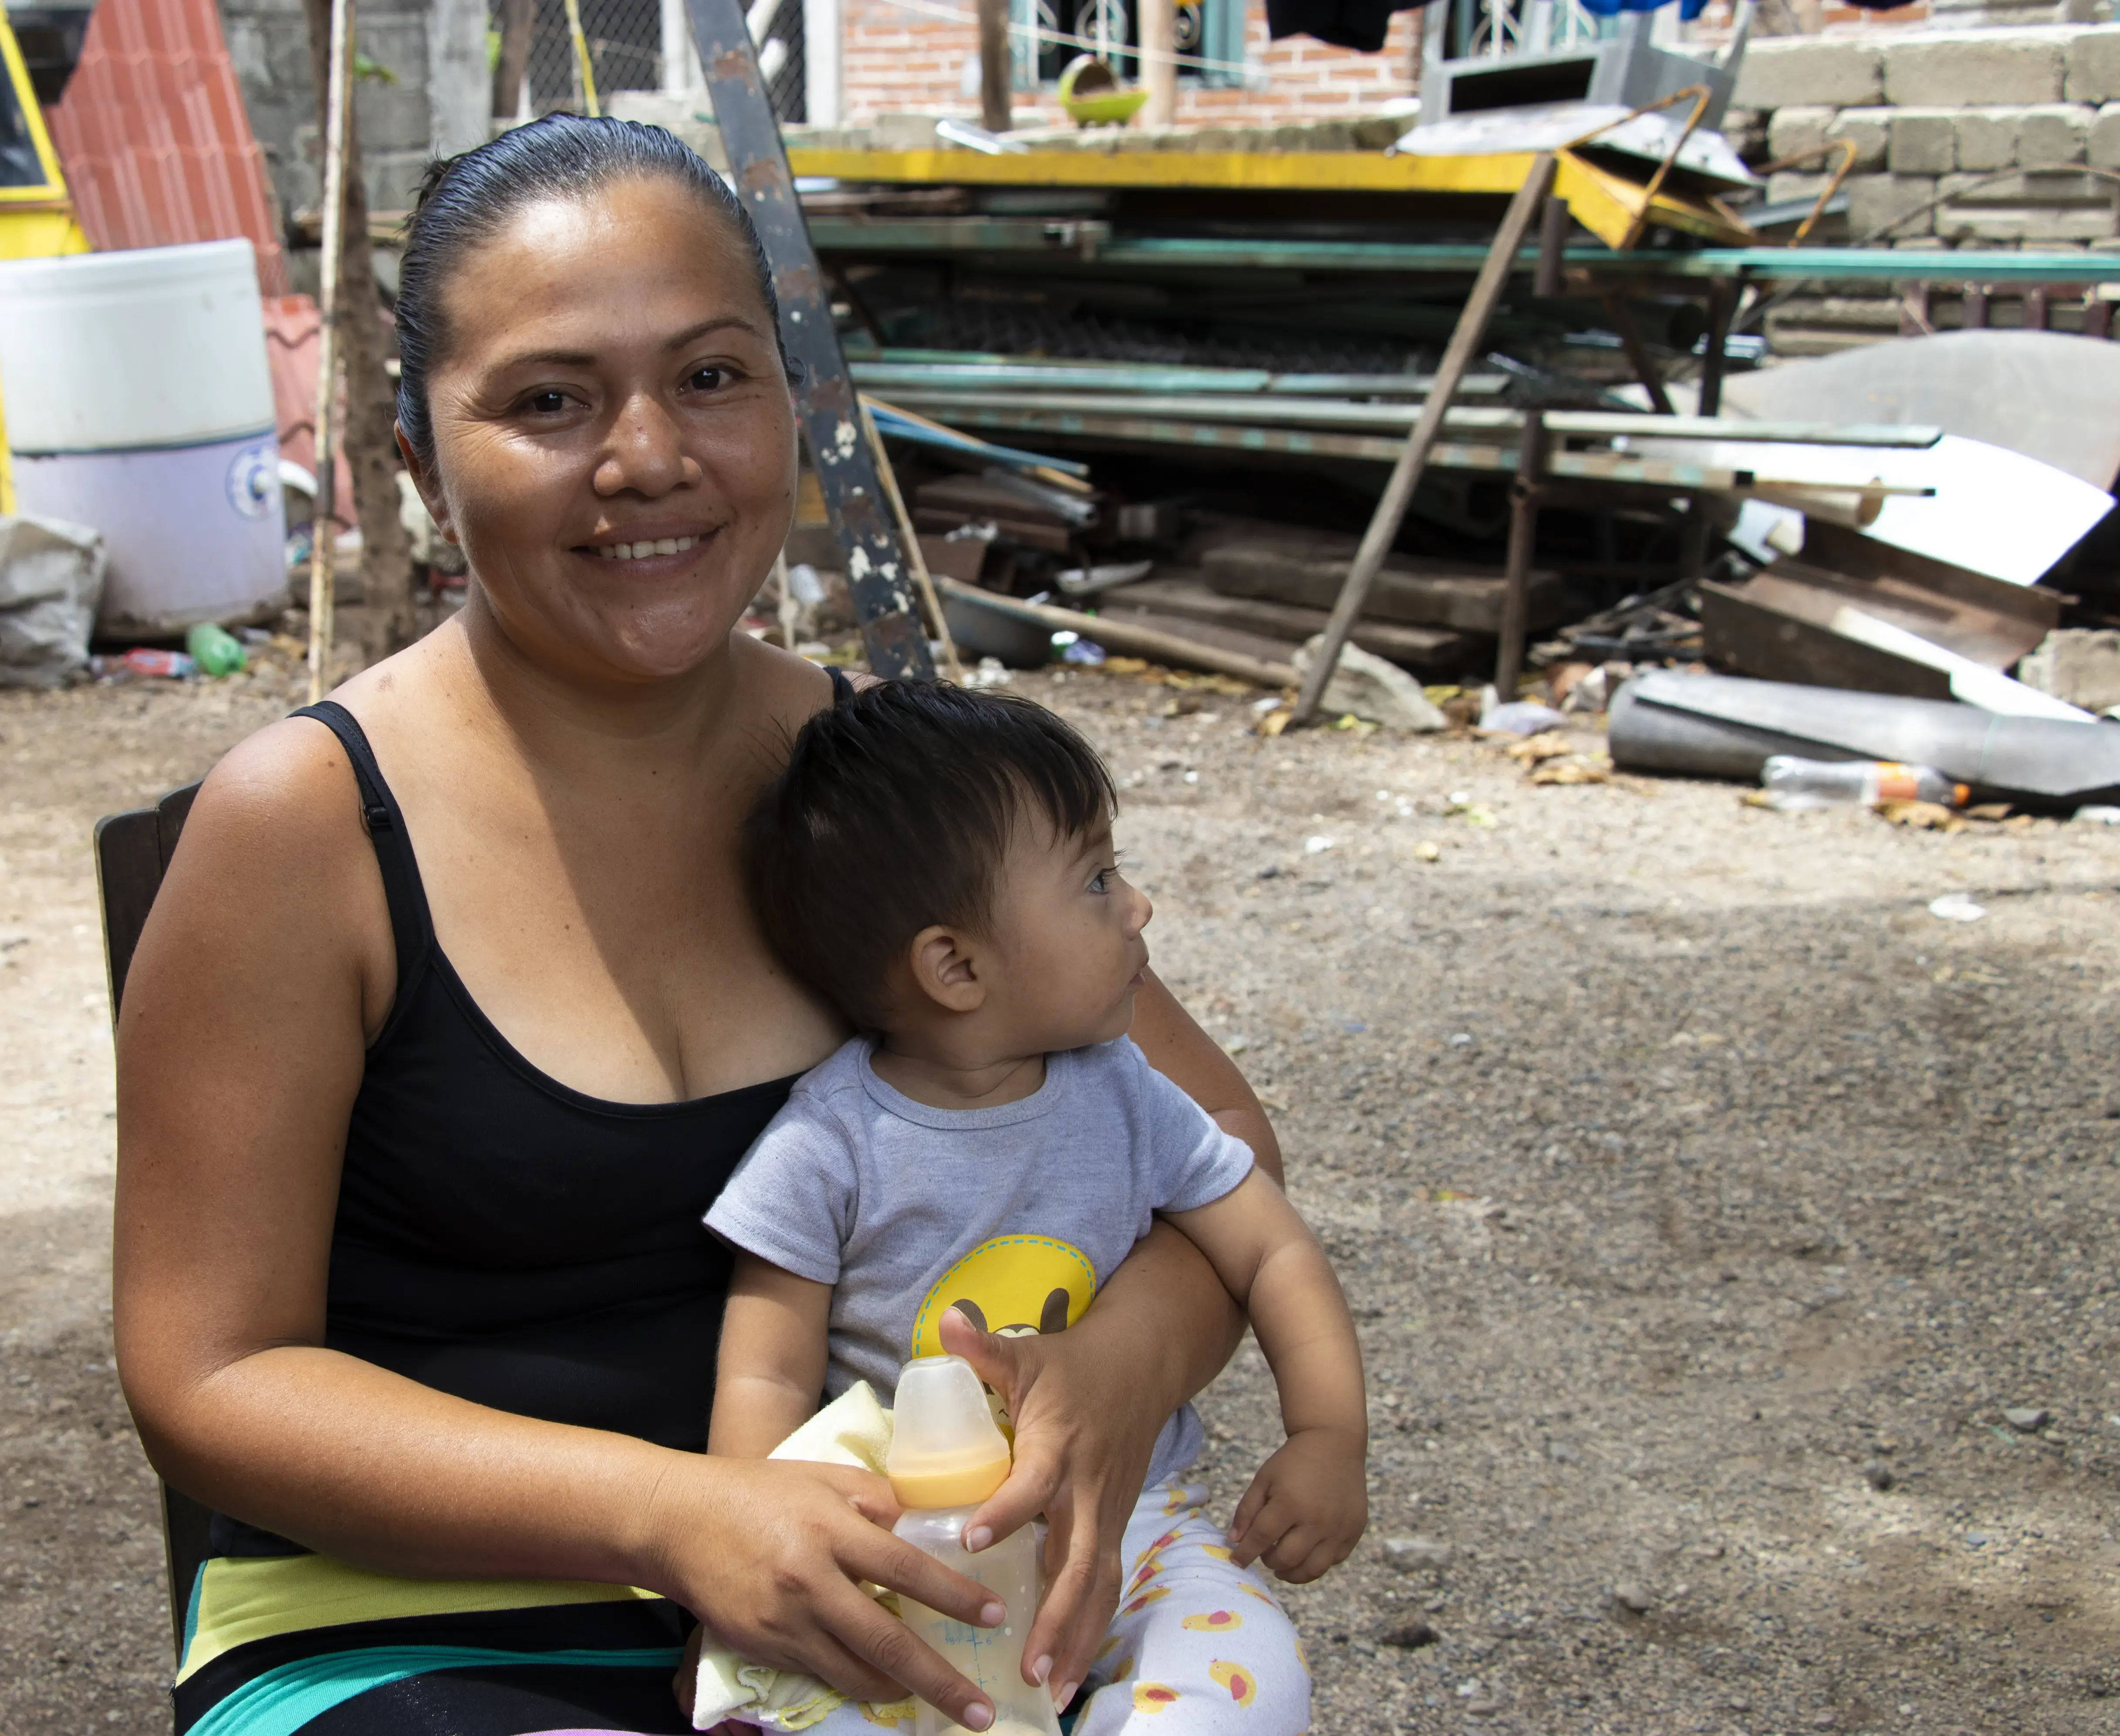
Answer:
[1754,137,1860,247]
[1563,84,1717,252]
[686,0,934,679]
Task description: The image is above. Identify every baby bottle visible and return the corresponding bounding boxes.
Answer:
[889,1355,1062,1736]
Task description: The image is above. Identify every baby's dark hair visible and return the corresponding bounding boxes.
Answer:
[746,680,1118,1031]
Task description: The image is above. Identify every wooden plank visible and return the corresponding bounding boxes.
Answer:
[1197,544,1565,634]
[1099,577,1472,673]
[934,577,1296,686]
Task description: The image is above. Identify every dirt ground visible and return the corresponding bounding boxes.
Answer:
[2,653,2116,1735]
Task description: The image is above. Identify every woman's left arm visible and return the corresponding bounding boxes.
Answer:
[940,970,1278,1704]
[1127,969,1281,1185]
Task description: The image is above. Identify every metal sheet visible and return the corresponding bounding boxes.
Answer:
[1399,105,1756,191]
[1610,669,2120,801]
[1721,331,2120,491]
[687,0,930,679]
[1617,430,2113,586]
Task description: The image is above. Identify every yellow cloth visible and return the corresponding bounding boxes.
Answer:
[692,1383,908,1732]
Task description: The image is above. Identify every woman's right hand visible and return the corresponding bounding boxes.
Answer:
[648,1455,1006,1730]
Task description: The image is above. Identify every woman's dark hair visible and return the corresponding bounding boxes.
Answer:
[394,113,783,472]
[746,681,1119,1032]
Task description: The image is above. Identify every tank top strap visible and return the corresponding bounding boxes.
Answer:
[290,700,434,1031]
[824,665,856,705]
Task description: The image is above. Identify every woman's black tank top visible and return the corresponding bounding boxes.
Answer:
[290,698,820,1454]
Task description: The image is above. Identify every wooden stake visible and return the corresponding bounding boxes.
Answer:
[1494,410,1546,700]
[564,0,602,115]
[1287,152,1557,728]
[861,400,965,683]
[307,0,354,705]
[1141,0,1175,127]
[976,0,1011,133]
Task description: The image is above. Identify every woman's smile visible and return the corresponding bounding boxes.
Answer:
[580,527,713,564]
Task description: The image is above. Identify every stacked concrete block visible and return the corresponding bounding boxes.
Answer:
[2092,101,2120,165]
[2066,27,2120,98]
[1849,171,1941,236]
[1733,38,1884,109]
[1936,167,2117,238]
[2016,101,2094,160]
[1766,103,1835,162]
[1830,108,1892,170]
[1888,107,1958,171]
[1953,108,2022,169]
[1882,30,2068,104]
[1727,22,2120,273]
[219,0,434,223]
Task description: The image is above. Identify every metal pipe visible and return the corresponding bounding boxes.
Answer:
[850,360,1512,398]
[877,389,1945,447]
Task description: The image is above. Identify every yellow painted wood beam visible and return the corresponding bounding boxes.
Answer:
[787,145,1753,252]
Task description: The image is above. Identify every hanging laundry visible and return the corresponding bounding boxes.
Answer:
[1264,0,1437,57]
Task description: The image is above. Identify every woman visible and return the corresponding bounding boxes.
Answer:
[113,116,1283,1736]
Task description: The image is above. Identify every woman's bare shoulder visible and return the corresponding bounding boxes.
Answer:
[735,632,841,714]
[186,712,370,855]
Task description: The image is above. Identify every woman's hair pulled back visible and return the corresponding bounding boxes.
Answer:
[394,113,783,473]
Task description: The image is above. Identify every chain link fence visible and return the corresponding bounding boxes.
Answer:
[517,0,805,121]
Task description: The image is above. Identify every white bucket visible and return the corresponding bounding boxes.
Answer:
[0,239,288,634]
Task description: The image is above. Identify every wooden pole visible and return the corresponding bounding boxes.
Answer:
[493,0,533,120]
[1287,152,1557,728]
[1601,294,1674,416]
[976,0,1012,133]
[1493,410,1546,700]
[1141,0,1175,127]
[564,0,602,115]
[307,0,354,705]
[861,401,965,683]
[1533,194,1569,298]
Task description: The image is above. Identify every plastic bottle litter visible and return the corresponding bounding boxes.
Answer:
[1759,756,1968,812]
[185,621,248,677]
[117,648,196,679]
[888,1356,1060,1736]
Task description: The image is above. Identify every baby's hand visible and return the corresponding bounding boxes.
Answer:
[1226,1427,1367,1584]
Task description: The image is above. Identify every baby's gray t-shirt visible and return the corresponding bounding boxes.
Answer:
[706,1035,1255,1488]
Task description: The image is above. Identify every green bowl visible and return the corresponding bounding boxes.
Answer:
[1056,54,1148,126]
[1063,85,1150,125]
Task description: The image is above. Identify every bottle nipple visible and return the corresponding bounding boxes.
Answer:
[888,1355,1012,1510]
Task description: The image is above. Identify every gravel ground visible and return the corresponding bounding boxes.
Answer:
[3,656,2117,1735]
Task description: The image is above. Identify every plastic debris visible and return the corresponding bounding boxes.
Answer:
[1927,893,1986,922]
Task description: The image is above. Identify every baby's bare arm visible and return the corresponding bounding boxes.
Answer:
[1164,1174,1367,1581]
[710,1254,834,1458]
[1165,1174,1365,1440]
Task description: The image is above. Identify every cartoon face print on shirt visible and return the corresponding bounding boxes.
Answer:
[910,1234,1097,1360]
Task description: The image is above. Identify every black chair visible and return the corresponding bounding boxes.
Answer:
[93,779,213,1658]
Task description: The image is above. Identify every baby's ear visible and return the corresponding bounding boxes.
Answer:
[906,923,986,1015]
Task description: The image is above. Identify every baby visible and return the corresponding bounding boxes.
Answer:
[706,680,1367,1736]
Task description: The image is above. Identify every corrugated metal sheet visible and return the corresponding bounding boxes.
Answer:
[44,0,289,294]
[263,294,353,520]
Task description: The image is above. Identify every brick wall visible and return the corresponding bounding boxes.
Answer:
[840,0,1422,127]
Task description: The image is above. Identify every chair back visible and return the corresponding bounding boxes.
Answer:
[93,780,213,1658]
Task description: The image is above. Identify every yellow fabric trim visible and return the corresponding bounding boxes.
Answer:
[177,1554,661,1685]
